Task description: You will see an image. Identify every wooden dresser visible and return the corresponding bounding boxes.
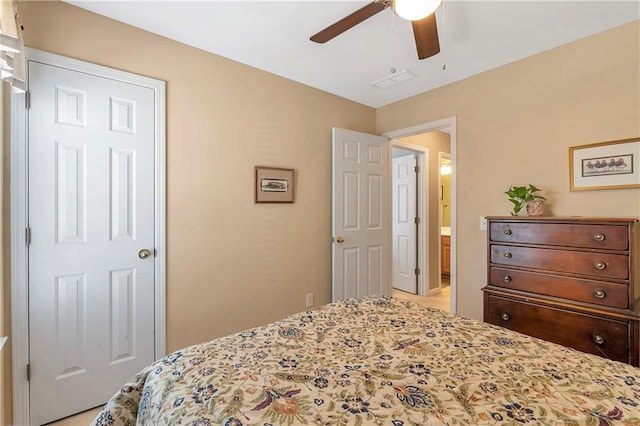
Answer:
[482,217,640,366]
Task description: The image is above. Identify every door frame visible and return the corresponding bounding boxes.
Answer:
[383,116,457,313]
[10,48,167,425]
[390,142,427,296]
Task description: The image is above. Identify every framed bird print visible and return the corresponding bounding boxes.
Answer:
[255,166,295,203]
[569,138,640,191]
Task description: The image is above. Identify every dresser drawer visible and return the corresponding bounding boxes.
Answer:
[491,245,629,279]
[485,294,630,363]
[490,222,629,250]
[489,267,629,309]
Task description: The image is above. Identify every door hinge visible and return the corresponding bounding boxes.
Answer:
[26,364,30,381]
[26,227,31,245]
[414,268,421,275]
[25,91,30,110]
[414,217,420,225]
[414,165,419,173]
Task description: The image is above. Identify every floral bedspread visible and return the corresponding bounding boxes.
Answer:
[93,297,640,425]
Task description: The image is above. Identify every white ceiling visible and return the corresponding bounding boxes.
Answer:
[66,1,639,108]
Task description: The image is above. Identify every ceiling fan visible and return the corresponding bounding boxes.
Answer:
[310,0,442,60]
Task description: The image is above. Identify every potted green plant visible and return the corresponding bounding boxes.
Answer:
[505,184,547,216]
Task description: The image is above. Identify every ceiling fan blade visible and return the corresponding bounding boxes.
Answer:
[310,1,389,43]
[412,13,440,59]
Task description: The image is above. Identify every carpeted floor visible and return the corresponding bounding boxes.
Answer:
[392,283,451,312]
[45,406,101,426]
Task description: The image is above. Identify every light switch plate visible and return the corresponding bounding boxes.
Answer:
[480,216,487,231]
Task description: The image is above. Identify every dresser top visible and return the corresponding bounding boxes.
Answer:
[486,216,639,223]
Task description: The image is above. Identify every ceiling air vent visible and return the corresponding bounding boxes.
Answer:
[370,69,417,89]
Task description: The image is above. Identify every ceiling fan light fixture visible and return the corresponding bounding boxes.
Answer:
[393,0,442,21]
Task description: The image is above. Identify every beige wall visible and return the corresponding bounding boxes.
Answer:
[378,20,640,320]
[396,131,450,291]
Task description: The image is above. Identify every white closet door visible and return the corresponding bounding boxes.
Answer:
[28,60,156,425]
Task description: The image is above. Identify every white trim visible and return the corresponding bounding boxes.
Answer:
[153,70,167,360]
[384,117,455,139]
[10,87,28,425]
[383,116,457,313]
[11,48,167,426]
[389,141,429,297]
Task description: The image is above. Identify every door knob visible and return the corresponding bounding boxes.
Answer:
[336,236,345,244]
[138,249,152,259]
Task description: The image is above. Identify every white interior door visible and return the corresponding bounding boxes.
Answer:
[392,154,417,294]
[332,127,389,301]
[28,60,156,424]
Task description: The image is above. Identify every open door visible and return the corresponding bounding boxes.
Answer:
[332,127,390,301]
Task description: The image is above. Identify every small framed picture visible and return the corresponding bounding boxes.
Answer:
[569,138,640,191]
[255,166,295,203]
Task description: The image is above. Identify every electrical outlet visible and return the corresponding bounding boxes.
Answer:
[480,216,487,231]
[305,293,314,308]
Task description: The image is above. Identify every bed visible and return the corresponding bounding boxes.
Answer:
[93,296,640,425]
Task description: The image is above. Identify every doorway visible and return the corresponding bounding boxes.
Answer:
[330,117,456,314]
[385,119,455,313]
[438,153,452,303]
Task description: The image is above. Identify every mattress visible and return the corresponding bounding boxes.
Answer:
[93,296,640,425]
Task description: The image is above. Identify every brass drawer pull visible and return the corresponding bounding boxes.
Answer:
[503,229,512,235]
[594,262,606,270]
[504,252,512,259]
[593,334,605,345]
[503,275,512,283]
[593,233,606,242]
[593,289,606,299]
[501,313,510,321]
